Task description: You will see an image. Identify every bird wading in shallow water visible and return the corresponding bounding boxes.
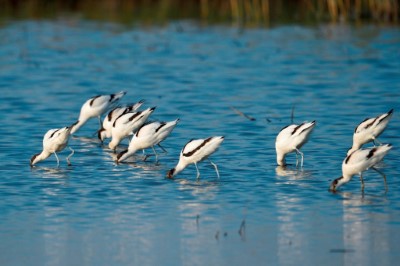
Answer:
[167,136,224,179]
[275,121,316,167]
[71,91,126,134]
[98,100,144,143]
[347,109,394,155]
[330,144,392,192]
[116,119,179,163]
[30,126,74,167]
[108,107,156,151]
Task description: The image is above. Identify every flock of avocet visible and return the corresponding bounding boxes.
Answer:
[30,91,394,192]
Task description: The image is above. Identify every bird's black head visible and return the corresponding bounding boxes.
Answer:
[116,149,128,163]
[166,168,175,179]
[97,127,106,141]
[329,176,342,192]
[30,153,39,167]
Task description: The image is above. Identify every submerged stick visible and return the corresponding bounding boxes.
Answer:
[230,106,256,121]
[238,219,246,241]
[291,104,295,124]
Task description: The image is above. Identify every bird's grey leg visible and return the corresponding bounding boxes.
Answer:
[295,151,299,167]
[372,166,388,192]
[98,116,102,127]
[295,148,304,168]
[195,163,200,179]
[66,147,74,166]
[359,173,365,190]
[142,149,150,161]
[158,143,168,153]
[92,116,103,137]
[54,152,60,167]
[152,146,159,163]
[209,160,220,178]
[373,138,383,146]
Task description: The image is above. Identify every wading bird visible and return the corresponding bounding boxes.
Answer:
[330,144,392,192]
[71,91,126,134]
[275,121,316,167]
[108,107,155,151]
[167,136,224,179]
[30,126,74,167]
[347,109,394,155]
[116,119,179,163]
[98,100,144,142]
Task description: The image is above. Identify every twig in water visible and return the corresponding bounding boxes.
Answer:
[238,219,246,241]
[291,104,295,124]
[196,214,200,229]
[230,106,256,121]
[215,230,220,241]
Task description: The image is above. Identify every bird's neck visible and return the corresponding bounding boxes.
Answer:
[276,153,286,166]
[337,174,352,188]
[109,138,120,151]
[173,162,186,177]
[350,141,361,152]
[33,150,52,165]
[71,119,85,134]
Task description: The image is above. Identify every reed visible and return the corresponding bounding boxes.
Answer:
[0,0,398,25]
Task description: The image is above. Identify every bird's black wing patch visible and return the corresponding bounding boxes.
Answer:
[155,122,167,133]
[183,137,212,157]
[128,111,142,122]
[90,95,101,106]
[345,153,353,164]
[50,129,60,138]
[366,148,377,159]
[292,123,304,135]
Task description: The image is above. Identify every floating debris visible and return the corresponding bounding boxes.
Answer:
[230,106,256,121]
[329,248,355,253]
[215,230,220,241]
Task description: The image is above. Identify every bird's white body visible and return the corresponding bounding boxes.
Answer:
[108,107,155,151]
[30,127,73,166]
[167,136,224,179]
[71,91,126,134]
[330,144,392,191]
[117,119,179,162]
[348,109,394,155]
[275,121,316,166]
[98,100,144,141]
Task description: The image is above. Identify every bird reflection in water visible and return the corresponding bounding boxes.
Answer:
[275,165,313,179]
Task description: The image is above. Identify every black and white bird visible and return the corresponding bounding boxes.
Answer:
[98,100,144,142]
[71,91,126,134]
[167,136,224,179]
[116,119,179,163]
[347,109,394,155]
[108,107,155,151]
[330,144,392,191]
[30,126,74,167]
[275,121,316,167]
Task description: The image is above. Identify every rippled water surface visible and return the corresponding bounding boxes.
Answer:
[1,20,400,265]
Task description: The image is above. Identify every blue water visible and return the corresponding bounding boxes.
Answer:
[1,20,400,265]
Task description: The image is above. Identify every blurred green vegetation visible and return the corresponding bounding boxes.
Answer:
[1,0,399,26]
